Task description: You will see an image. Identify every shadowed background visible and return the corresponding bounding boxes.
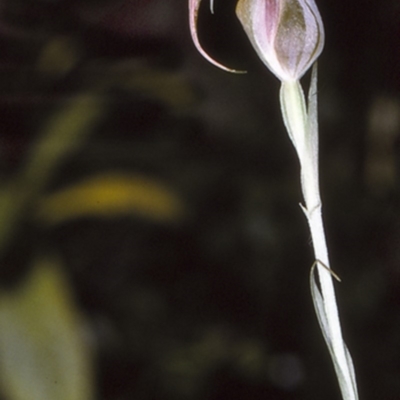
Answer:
[0,0,398,399]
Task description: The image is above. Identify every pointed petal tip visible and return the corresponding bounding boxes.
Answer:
[194,44,247,74]
[210,0,214,14]
[189,0,246,74]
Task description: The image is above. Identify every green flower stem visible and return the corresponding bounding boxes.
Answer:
[279,73,358,400]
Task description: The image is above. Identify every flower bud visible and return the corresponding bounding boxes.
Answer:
[236,0,324,81]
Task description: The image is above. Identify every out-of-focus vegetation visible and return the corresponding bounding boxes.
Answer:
[0,1,398,400]
[0,256,93,400]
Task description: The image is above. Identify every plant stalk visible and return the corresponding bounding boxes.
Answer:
[280,75,358,400]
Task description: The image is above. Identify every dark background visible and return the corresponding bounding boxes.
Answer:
[0,0,399,399]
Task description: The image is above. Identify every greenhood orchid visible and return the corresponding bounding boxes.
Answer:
[189,1,360,400]
[189,0,324,81]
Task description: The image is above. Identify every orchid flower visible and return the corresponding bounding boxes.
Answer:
[189,0,324,80]
[189,1,359,400]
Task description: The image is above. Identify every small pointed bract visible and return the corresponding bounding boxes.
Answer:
[236,0,324,81]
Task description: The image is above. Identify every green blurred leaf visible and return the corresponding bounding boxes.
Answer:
[0,256,94,400]
[0,94,104,254]
[127,67,197,111]
[36,36,80,77]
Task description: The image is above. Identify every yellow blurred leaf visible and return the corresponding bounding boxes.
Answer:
[37,173,186,225]
[0,256,94,400]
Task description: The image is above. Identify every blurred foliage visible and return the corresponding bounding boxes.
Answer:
[37,173,186,224]
[0,1,398,400]
[0,256,93,400]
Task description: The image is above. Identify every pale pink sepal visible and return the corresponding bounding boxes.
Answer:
[189,0,246,73]
[236,0,324,81]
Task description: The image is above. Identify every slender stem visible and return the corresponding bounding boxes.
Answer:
[280,79,357,400]
[306,175,357,400]
[306,202,346,358]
